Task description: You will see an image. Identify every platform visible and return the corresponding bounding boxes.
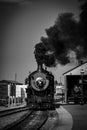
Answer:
[56,106,73,130]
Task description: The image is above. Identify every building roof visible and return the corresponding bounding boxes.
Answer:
[0,80,23,85]
[63,61,87,75]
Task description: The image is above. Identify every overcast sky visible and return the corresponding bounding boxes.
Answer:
[0,0,80,83]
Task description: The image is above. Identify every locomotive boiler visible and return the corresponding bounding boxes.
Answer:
[25,64,55,110]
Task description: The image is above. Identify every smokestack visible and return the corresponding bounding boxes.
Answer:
[37,63,43,71]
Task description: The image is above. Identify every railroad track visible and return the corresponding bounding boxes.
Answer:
[1,110,48,130]
[23,111,48,130]
[0,110,33,130]
[0,106,29,117]
[36,114,48,130]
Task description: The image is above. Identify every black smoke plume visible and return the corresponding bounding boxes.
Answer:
[34,3,87,67]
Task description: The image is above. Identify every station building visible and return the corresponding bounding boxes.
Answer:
[63,61,87,103]
[0,80,27,107]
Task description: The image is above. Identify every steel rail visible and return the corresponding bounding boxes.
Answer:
[24,111,48,130]
[36,114,48,130]
[0,110,49,130]
[0,110,34,130]
[0,106,29,117]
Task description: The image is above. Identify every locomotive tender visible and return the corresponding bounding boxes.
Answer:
[25,64,55,110]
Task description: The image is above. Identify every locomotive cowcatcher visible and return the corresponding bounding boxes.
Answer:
[25,63,55,110]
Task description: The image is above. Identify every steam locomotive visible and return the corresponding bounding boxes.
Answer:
[25,64,55,110]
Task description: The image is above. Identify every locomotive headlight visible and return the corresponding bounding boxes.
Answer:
[36,77,46,89]
[31,72,49,91]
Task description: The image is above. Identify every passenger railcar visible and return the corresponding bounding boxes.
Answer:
[25,64,55,110]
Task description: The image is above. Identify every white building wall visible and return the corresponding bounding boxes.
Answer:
[22,85,27,98]
[65,63,87,76]
[8,84,10,97]
[16,85,27,98]
[16,85,21,97]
